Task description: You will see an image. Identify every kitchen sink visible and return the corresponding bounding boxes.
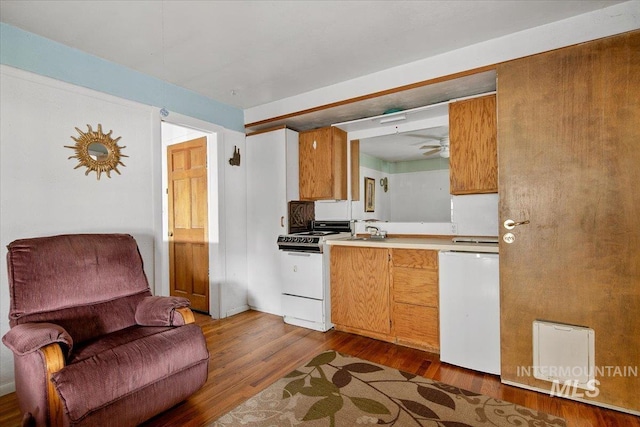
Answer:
[346,236,387,241]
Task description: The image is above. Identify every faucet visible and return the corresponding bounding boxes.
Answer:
[366,226,387,239]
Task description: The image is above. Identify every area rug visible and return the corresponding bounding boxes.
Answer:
[210,350,566,426]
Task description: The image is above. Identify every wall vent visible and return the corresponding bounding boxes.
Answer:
[532,320,595,390]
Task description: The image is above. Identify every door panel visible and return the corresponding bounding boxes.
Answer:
[168,137,209,313]
[449,94,497,194]
[299,128,333,199]
[497,31,639,410]
[330,246,390,335]
[173,179,191,229]
[191,175,207,228]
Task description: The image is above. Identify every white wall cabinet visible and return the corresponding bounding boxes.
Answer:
[246,128,298,315]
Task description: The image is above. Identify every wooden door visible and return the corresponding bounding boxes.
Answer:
[330,246,390,336]
[167,137,209,313]
[497,32,639,410]
[449,94,497,195]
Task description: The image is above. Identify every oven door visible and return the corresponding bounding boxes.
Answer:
[280,251,324,300]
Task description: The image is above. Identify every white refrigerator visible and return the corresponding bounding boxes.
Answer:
[438,251,500,375]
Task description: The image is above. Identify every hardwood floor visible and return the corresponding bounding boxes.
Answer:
[1,310,638,426]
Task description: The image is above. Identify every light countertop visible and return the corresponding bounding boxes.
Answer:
[327,236,499,253]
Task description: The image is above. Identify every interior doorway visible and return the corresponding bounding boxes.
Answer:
[161,120,220,316]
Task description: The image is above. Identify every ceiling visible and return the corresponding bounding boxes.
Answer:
[0,0,624,113]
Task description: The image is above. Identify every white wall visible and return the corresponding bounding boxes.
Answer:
[352,167,390,221]
[390,169,450,222]
[452,194,499,237]
[0,65,157,395]
[0,66,249,395]
[218,131,249,317]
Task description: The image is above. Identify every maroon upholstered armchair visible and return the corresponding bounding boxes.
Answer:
[2,234,209,426]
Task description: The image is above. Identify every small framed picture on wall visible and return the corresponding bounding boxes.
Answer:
[364,177,375,212]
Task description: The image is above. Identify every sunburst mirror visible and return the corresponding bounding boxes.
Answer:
[65,124,127,180]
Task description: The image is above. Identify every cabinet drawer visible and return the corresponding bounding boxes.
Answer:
[282,294,324,323]
[393,303,439,351]
[392,249,438,269]
[393,267,438,306]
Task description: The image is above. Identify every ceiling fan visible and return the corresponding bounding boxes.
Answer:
[418,136,450,158]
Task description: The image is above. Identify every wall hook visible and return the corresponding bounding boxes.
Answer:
[229,146,241,166]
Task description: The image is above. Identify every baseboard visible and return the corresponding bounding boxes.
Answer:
[225,305,249,317]
[0,381,16,397]
[248,305,282,317]
[501,379,640,416]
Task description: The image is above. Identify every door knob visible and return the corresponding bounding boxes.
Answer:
[504,219,530,230]
[168,232,174,237]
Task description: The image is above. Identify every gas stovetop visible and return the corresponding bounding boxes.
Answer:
[293,231,339,236]
[277,220,351,253]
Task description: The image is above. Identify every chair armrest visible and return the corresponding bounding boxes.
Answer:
[42,343,65,427]
[175,307,196,324]
[135,296,193,326]
[2,322,73,357]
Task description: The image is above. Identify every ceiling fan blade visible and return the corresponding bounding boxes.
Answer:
[422,148,440,156]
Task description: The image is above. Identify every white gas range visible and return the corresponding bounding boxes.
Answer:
[277,220,351,331]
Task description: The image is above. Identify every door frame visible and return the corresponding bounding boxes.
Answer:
[157,110,226,319]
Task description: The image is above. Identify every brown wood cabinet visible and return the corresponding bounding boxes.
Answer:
[299,126,347,200]
[330,246,390,337]
[448,94,498,195]
[330,245,440,352]
[391,249,439,352]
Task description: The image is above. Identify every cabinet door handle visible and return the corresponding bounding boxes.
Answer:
[280,216,285,228]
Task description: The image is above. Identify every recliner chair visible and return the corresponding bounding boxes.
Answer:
[2,234,209,426]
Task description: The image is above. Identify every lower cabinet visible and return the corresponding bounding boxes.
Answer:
[330,246,440,353]
[330,246,390,338]
[391,249,439,352]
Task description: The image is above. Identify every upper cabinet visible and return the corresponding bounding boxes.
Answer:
[299,126,348,200]
[449,94,498,195]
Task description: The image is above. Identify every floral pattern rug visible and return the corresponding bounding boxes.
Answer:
[211,350,566,427]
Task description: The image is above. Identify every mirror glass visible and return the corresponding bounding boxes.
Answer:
[353,125,451,222]
[88,142,109,161]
